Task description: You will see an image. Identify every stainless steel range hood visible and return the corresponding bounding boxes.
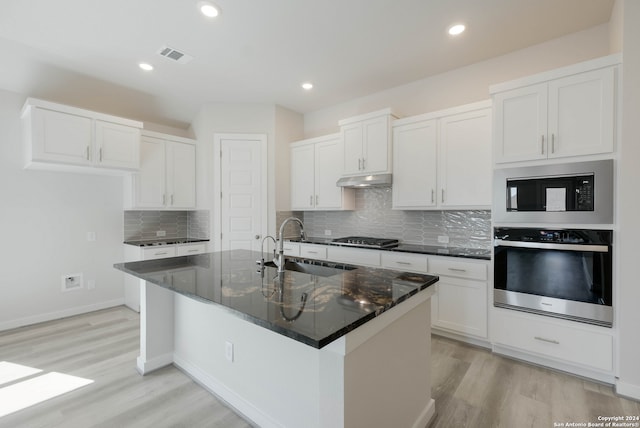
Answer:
[336,173,392,188]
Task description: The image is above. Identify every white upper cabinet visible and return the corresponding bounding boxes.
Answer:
[131,131,196,209]
[290,134,354,211]
[439,107,493,208]
[492,55,619,163]
[339,109,395,176]
[392,101,492,210]
[392,119,438,208]
[22,98,142,173]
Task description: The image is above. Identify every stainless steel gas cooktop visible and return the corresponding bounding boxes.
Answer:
[331,236,399,249]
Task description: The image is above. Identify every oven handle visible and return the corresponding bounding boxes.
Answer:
[494,239,609,253]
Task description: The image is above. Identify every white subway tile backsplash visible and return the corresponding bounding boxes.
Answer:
[124,210,210,241]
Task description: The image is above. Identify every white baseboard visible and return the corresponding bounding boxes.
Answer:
[136,353,174,375]
[412,398,436,428]
[173,355,282,428]
[616,380,640,401]
[0,299,125,332]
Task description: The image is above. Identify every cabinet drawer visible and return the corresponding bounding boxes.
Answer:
[428,257,487,281]
[381,252,428,273]
[282,242,300,257]
[300,244,328,260]
[141,246,176,260]
[327,246,380,267]
[492,309,613,371]
[176,243,206,256]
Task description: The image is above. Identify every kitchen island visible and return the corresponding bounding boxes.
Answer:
[114,249,438,428]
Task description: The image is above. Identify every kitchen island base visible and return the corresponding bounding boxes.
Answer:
[139,280,435,428]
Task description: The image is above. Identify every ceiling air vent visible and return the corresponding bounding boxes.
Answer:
[157,46,194,64]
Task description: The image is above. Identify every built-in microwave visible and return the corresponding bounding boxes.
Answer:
[493,160,613,224]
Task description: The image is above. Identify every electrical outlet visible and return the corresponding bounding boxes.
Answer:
[324,230,332,236]
[156,230,166,237]
[437,235,450,244]
[61,274,83,292]
[87,279,95,290]
[86,232,96,242]
[225,341,234,362]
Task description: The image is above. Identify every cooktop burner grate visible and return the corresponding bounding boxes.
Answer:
[332,236,399,249]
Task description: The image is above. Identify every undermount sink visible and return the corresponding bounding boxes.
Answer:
[263,260,356,277]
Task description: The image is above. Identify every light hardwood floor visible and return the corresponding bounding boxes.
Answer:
[0,306,638,427]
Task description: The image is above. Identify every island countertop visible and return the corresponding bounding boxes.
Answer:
[114,249,438,349]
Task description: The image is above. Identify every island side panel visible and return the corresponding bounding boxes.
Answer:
[344,298,434,428]
[137,280,175,374]
[172,294,321,428]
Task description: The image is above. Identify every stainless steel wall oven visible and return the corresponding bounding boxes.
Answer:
[494,227,613,327]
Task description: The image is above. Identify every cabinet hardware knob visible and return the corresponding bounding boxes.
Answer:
[448,267,467,272]
[534,336,560,345]
[396,261,411,265]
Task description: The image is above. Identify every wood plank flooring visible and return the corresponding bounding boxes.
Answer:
[0,306,638,427]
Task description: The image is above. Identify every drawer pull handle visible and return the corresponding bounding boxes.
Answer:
[396,261,412,265]
[534,336,560,345]
[155,252,168,255]
[187,249,199,253]
[448,267,467,272]
[307,251,318,254]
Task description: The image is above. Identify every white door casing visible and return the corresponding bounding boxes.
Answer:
[214,134,267,252]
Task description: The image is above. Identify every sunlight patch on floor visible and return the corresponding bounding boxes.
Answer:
[0,362,93,418]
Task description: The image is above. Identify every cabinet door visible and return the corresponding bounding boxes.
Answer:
[135,137,166,208]
[94,120,140,170]
[341,123,364,175]
[290,144,315,210]
[548,67,615,158]
[392,120,437,208]
[314,139,344,209]
[167,141,196,208]
[439,108,492,208]
[432,276,488,339]
[32,108,92,165]
[362,116,389,173]
[493,84,548,163]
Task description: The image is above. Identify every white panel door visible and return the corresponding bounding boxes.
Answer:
[94,120,140,170]
[548,67,615,158]
[493,83,548,163]
[439,108,492,208]
[219,135,266,252]
[167,141,196,208]
[135,137,166,208]
[314,138,343,209]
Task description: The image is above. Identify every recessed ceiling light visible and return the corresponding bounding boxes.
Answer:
[448,24,466,36]
[301,82,313,90]
[138,63,154,71]
[198,1,220,18]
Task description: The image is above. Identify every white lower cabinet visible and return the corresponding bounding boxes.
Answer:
[300,243,328,260]
[491,308,613,376]
[380,252,428,273]
[327,246,381,267]
[124,242,207,312]
[428,257,489,340]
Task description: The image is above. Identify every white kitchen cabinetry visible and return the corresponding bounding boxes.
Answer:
[380,251,428,274]
[124,242,207,311]
[131,131,196,209]
[492,55,619,163]
[300,243,328,260]
[327,246,381,267]
[428,257,488,340]
[392,101,492,210]
[491,307,613,381]
[22,98,142,172]
[290,134,354,211]
[339,109,395,176]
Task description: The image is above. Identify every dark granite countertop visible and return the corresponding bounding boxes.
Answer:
[286,237,491,260]
[114,249,438,349]
[123,238,210,247]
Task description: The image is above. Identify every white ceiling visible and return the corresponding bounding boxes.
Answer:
[0,0,614,128]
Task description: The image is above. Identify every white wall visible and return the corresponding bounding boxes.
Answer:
[616,0,640,401]
[274,106,304,212]
[0,89,126,330]
[303,24,611,138]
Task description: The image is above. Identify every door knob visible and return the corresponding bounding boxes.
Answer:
[255,234,261,240]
